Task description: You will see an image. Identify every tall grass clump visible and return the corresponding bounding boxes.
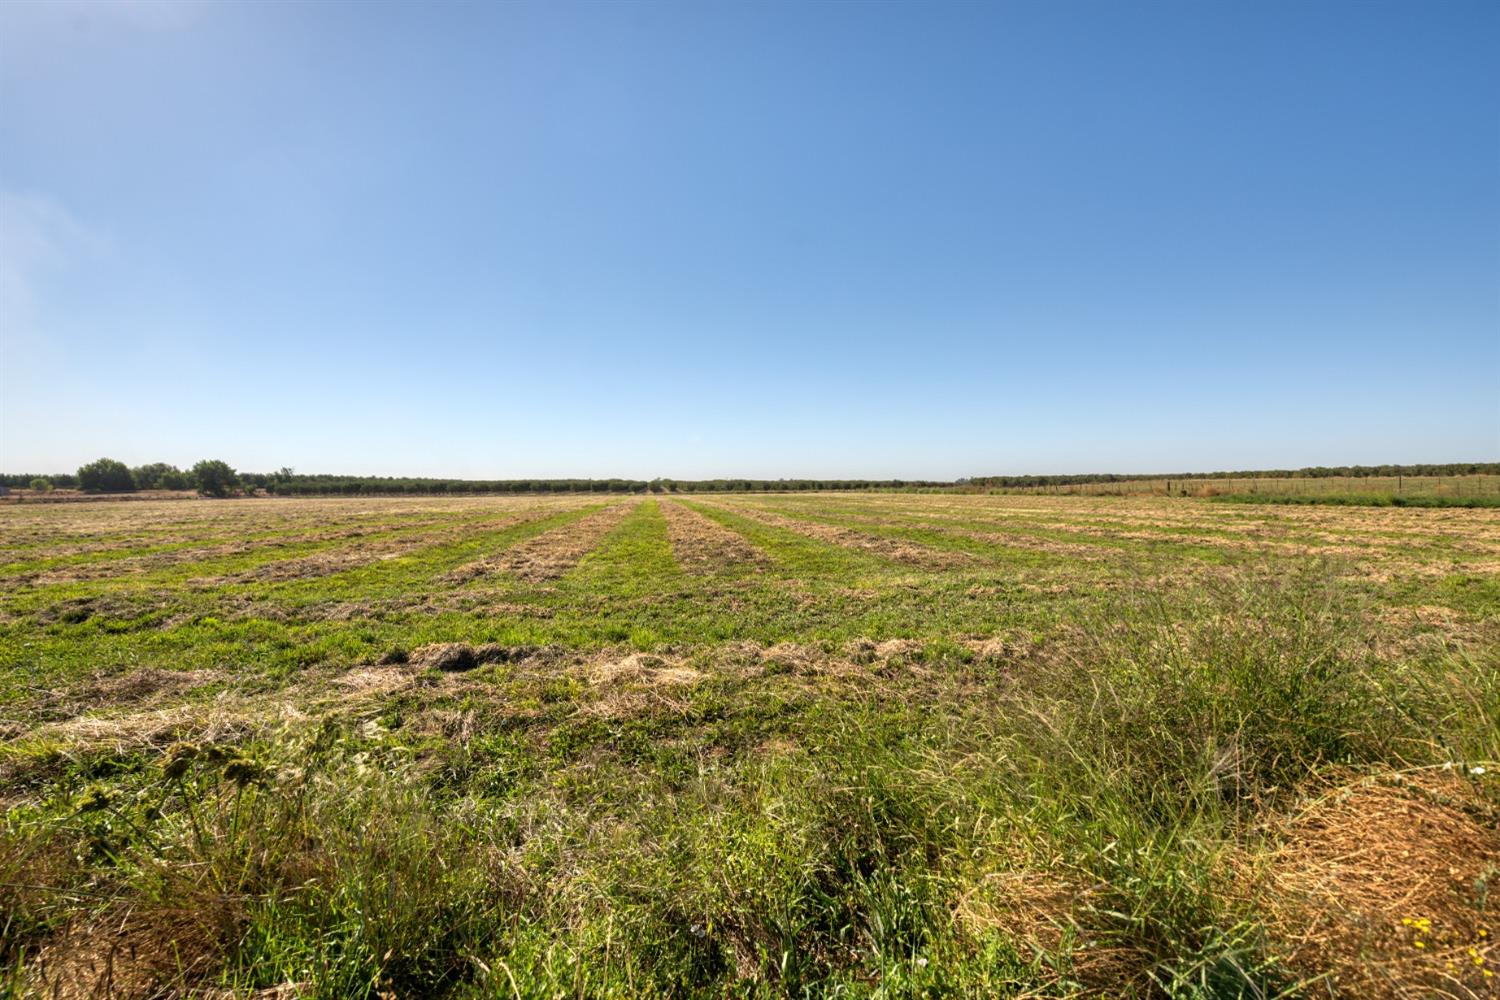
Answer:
[1034,568,1410,811]
[960,562,1497,994]
[12,722,529,998]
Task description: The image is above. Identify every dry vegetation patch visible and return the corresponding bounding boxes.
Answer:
[1250,773,1499,998]
[954,871,1141,990]
[445,500,638,583]
[29,904,233,1000]
[658,499,769,572]
[578,652,703,717]
[2,663,425,786]
[706,502,969,567]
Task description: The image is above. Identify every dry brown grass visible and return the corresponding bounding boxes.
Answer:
[577,652,703,718]
[3,497,596,584]
[658,499,769,572]
[954,869,1144,992]
[0,662,428,789]
[772,492,1500,553]
[1249,772,1499,998]
[445,500,638,583]
[704,501,969,568]
[29,903,234,1000]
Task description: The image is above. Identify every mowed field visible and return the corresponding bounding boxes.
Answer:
[2,494,1497,998]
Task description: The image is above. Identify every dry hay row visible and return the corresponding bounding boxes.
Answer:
[753,500,1330,551]
[658,500,770,573]
[720,501,1113,564]
[1243,772,1499,999]
[1,506,449,560]
[700,501,969,568]
[445,500,641,583]
[0,497,595,579]
[745,506,1133,562]
[2,635,1012,764]
[903,495,1500,547]
[751,500,1478,569]
[1,516,475,588]
[6,509,555,590]
[1075,504,1500,556]
[195,505,591,587]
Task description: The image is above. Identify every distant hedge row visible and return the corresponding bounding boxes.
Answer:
[0,467,944,496]
[6,462,1496,497]
[964,463,1500,488]
[257,477,943,496]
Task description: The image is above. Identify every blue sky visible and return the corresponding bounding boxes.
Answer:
[2,0,1496,479]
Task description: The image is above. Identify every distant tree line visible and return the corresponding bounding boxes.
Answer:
[5,461,1495,497]
[1,458,243,497]
[258,476,945,496]
[1,466,943,496]
[262,476,650,496]
[4,472,79,489]
[965,463,1500,488]
[0,469,935,496]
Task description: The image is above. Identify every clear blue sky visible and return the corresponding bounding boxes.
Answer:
[2,0,1496,479]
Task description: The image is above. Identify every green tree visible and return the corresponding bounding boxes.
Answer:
[192,459,238,498]
[77,458,136,493]
[131,462,189,490]
[29,477,52,492]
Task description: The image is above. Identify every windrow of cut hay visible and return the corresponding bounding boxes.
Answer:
[759,495,1500,575]
[446,499,640,583]
[766,503,1120,561]
[4,506,551,587]
[658,499,769,573]
[202,505,591,585]
[701,500,970,567]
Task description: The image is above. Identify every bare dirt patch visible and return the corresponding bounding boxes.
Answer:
[406,641,541,672]
[34,594,165,626]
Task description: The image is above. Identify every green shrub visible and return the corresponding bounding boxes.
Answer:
[192,459,239,498]
[76,457,135,493]
[132,462,190,490]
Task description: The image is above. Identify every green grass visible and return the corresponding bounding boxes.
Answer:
[1,494,1496,997]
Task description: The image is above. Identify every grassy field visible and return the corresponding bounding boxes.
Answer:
[1,493,1496,998]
